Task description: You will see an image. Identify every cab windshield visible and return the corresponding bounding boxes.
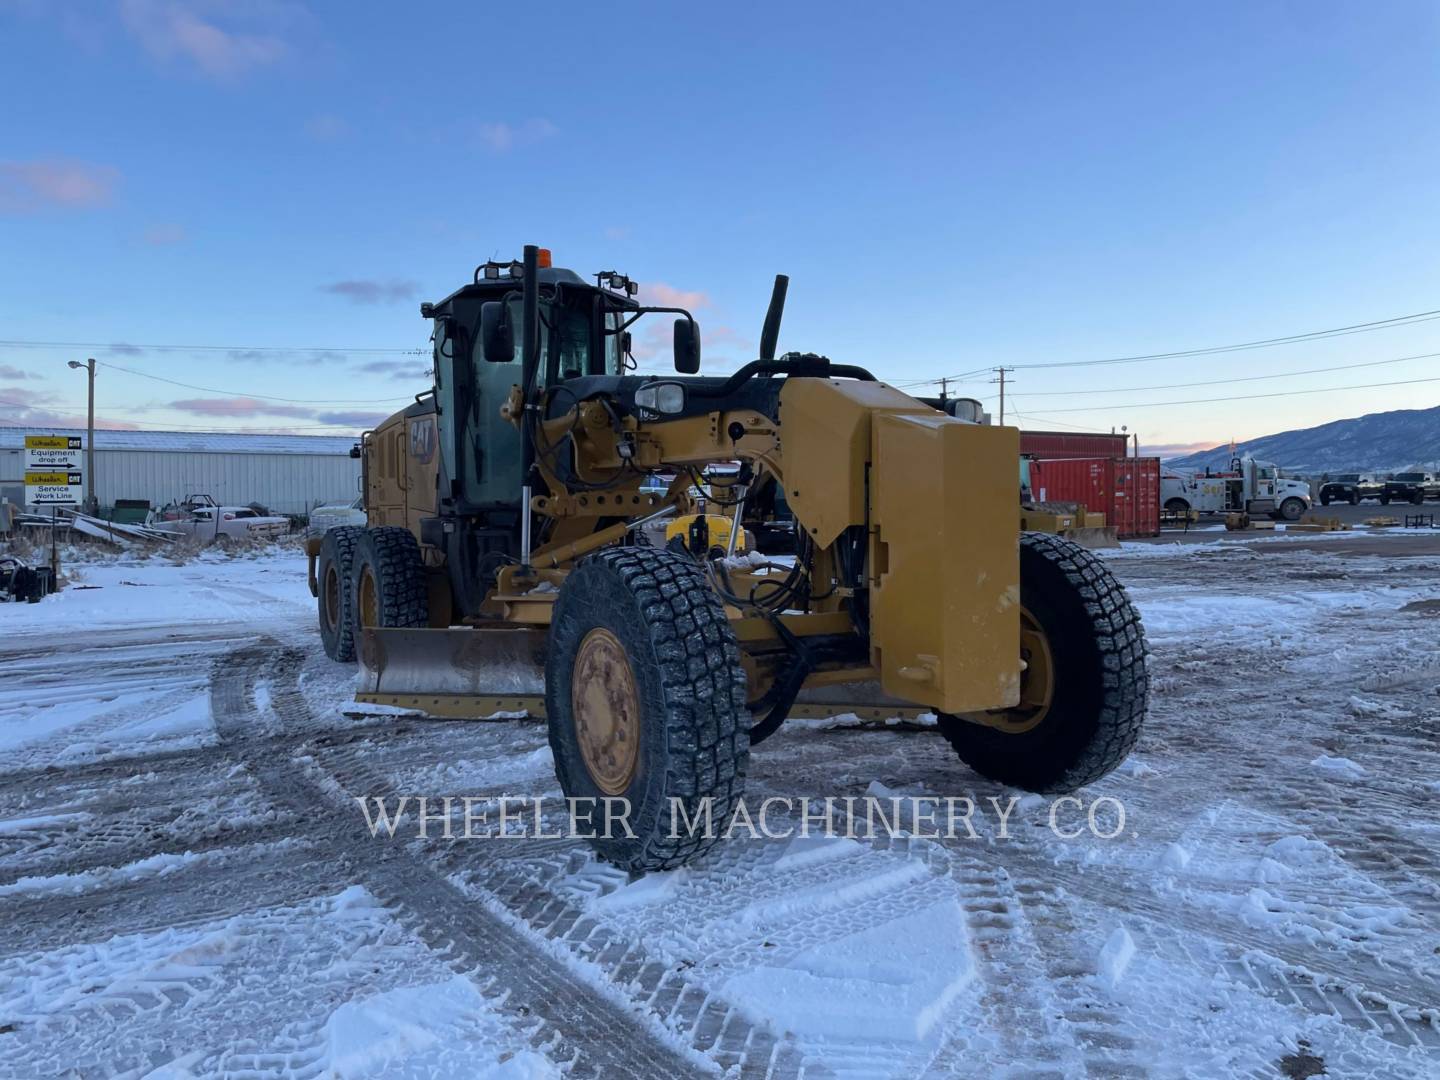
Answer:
[482,296,622,381]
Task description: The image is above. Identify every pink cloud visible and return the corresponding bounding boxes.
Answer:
[120,0,288,78]
[304,113,349,141]
[0,386,138,430]
[704,325,753,355]
[475,118,558,153]
[142,222,186,245]
[0,387,49,407]
[170,397,315,419]
[1141,440,1220,457]
[320,279,420,305]
[314,410,390,428]
[356,360,432,380]
[0,365,37,381]
[0,159,119,213]
[640,283,710,310]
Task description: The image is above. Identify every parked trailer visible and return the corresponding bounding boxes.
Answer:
[1019,430,1130,460]
[1029,456,1161,538]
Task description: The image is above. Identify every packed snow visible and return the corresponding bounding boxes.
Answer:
[1,534,1438,1077]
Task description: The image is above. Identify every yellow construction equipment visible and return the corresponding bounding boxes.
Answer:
[663,513,747,556]
[305,246,1150,871]
[1019,503,1119,549]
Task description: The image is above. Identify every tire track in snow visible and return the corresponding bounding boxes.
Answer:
[210,641,707,1080]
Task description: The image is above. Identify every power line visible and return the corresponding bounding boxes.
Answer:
[1018,308,1440,370]
[1020,373,1440,413]
[0,338,426,356]
[895,366,991,389]
[96,361,408,404]
[900,305,1440,388]
[1007,407,1104,432]
[1009,350,1440,398]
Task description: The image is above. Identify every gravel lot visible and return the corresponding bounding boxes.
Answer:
[0,534,1437,1078]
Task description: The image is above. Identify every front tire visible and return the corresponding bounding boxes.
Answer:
[1278,497,1306,521]
[317,526,365,662]
[937,533,1148,792]
[1164,498,1189,515]
[546,547,749,872]
[1348,492,1359,506]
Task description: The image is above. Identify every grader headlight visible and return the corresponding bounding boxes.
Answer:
[634,381,686,417]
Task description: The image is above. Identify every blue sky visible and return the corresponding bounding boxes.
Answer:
[2,1,1438,454]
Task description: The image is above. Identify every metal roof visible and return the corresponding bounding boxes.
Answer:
[0,426,358,456]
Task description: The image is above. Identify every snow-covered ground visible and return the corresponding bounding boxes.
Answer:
[1,536,1438,1078]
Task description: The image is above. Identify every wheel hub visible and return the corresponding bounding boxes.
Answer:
[967,606,1054,734]
[572,627,641,795]
[324,564,341,631]
[358,566,378,628]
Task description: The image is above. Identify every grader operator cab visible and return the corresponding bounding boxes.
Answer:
[308,246,1149,871]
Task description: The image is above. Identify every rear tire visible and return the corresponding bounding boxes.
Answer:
[350,526,429,636]
[1380,494,1391,505]
[1319,494,1331,506]
[937,533,1148,792]
[1412,491,1425,505]
[546,546,749,872]
[317,526,365,662]
[1164,498,1189,515]
[1348,492,1359,506]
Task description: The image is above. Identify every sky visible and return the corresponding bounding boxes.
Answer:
[2,0,1438,456]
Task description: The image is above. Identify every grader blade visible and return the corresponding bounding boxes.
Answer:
[356,627,547,718]
[1066,525,1120,549]
[355,626,932,723]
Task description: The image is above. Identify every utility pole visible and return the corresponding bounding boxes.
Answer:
[991,367,1014,425]
[938,376,949,406]
[68,358,97,515]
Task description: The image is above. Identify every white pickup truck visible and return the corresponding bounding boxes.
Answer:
[1162,456,1312,522]
[154,494,290,542]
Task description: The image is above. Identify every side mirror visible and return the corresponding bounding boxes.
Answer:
[480,303,513,364]
[673,318,701,374]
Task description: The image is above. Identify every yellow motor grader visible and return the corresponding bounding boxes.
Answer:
[307,246,1148,871]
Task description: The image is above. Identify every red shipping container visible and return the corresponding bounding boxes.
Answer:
[1020,430,1130,460]
[1030,456,1161,538]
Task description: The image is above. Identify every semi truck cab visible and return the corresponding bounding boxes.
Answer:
[1162,456,1311,522]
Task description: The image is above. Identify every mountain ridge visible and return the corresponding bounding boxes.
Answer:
[1165,403,1440,474]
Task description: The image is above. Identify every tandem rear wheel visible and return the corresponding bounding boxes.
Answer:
[937,532,1149,793]
[350,527,429,638]
[317,525,365,662]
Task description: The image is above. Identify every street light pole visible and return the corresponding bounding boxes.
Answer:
[67,358,97,515]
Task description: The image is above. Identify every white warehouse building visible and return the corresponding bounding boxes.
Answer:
[0,427,362,517]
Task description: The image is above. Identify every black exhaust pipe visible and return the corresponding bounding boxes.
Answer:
[519,244,540,572]
[758,274,789,362]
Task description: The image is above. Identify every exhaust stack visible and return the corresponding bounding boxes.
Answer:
[758,274,789,361]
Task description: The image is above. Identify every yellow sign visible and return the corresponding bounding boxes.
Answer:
[24,435,80,450]
[25,471,82,485]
